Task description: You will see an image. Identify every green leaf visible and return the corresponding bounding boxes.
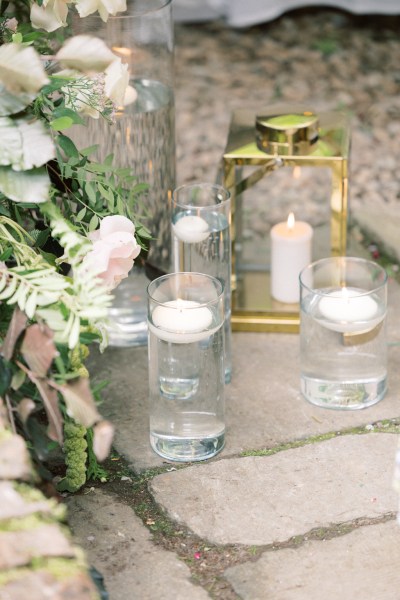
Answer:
[57,134,79,159]
[136,226,152,240]
[12,33,23,44]
[79,332,100,344]
[80,145,98,157]
[0,357,12,396]
[131,183,149,194]
[52,107,85,126]
[21,32,43,43]
[50,116,74,131]
[89,214,99,231]
[85,182,96,203]
[0,247,13,261]
[76,207,87,221]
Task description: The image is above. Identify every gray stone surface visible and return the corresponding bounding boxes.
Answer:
[225,520,400,600]
[89,279,400,472]
[150,434,399,545]
[66,490,211,600]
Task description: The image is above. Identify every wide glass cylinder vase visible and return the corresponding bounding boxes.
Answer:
[299,257,388,410]
[72,0,175,346]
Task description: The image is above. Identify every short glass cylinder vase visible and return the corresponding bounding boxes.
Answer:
[72,0,175,346]
[147,272,225,462]
[171,183,232,383]
[299,256,388,410]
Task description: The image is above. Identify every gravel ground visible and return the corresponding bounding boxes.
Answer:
[174,8,400,256]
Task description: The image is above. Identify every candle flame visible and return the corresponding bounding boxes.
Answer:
[287,212,295,230]
[293,166,301,180]
[112,46,132,60]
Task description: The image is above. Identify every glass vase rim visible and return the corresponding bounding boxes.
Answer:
[147,272,224,309]
[299,256,388,297]
[172,182,231,210]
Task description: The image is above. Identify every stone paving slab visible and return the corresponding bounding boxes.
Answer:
[66,489,211,600]
[224,519,400,600]
[150,434,398,545]
[89,279,400,472]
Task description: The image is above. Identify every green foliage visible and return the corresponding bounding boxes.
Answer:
[85,426,108,483]
[0,13,149,495]
[57,421,88,493]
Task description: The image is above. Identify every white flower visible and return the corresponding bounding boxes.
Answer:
[55,44,136,117]
[56,35,116,72]
[59,70,107,119]
[30,0,71,33]
[104,59,128,107]
[75,0,126,22]
[0,44,49,95]
[104,59,136,107]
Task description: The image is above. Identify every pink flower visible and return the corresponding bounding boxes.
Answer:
[83,215,140,289]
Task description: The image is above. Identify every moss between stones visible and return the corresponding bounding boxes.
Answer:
[240,418,400,457]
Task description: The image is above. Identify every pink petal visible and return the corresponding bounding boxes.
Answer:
[99,215,135,238]
[110,241,140,260]
[102,257,134,287]
[85,244,113,273]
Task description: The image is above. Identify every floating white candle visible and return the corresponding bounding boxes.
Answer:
[317,287,383,333]
[270,212,313,303]
[150,299,214,343]
[173,215,209,244]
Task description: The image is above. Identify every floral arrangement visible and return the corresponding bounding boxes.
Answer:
[0,0,149,492]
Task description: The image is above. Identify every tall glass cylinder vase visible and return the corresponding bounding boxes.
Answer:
[71,0,175,346]
[171,183,232,383]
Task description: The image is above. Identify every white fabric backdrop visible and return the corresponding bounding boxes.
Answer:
[173,0,400,27]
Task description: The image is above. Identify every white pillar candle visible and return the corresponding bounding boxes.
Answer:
[173,215,209,243]
[149,299,214,343]
[317,287,383,333]
[270,213,313,303]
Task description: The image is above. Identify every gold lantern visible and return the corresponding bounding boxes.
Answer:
[222,105,350,332]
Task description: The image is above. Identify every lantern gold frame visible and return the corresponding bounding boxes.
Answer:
[223,105,350,332]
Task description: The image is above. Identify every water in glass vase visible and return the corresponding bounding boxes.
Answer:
[148,315,225,462]
[300,289,387,410]
[71,78,175,346]
[172,210,232,381]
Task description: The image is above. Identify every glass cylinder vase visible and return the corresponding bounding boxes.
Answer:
[299,256,388,410]
[72,0,175,346]
[147,272,225,462]
[171,183,232,383]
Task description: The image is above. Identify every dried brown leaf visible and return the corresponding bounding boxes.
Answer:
[16,397,36,424]
[93,420,114,462]
[35,379,63,444]
[21,323,57,377]
[2,307,27,360]
[0,433,34,481]
[59,378,100,428]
